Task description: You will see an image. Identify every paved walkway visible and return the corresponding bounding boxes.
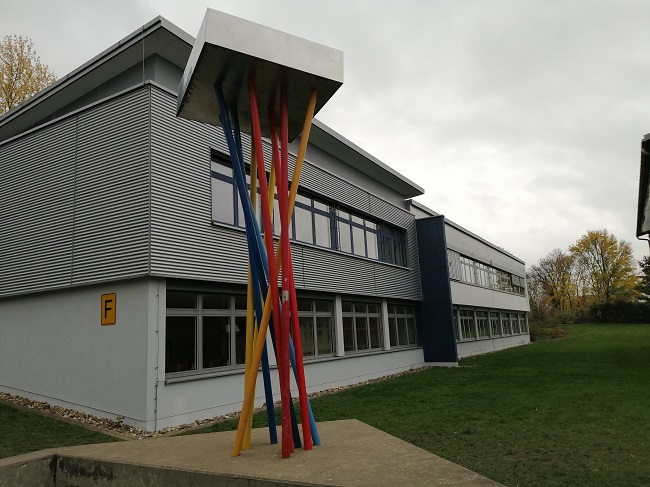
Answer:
[0,419,502,486]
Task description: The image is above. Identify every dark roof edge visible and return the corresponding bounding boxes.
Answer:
[310,118,425,198]
[410,200,526,266]
[0,16,193,127]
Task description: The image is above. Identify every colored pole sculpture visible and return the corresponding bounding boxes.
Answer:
[176,8,342,459]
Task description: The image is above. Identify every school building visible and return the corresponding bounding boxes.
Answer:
[0,16,529,431]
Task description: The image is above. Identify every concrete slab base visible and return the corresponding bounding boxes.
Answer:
[0,420,502,486]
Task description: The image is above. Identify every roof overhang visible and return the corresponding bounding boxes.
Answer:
[176,8,343,140]
[0,16,193,143]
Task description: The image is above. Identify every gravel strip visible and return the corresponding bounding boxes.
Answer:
[0,366,426,439]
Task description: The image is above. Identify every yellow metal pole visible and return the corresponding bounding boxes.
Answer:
[242,147,259,450]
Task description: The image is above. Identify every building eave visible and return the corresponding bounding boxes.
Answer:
[0,16,193,143]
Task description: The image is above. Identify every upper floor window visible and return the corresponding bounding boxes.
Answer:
[211,154,407,267]
[447,250,525,296]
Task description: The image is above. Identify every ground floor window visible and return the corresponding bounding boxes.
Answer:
[519,313,528,333]
[342,301,383,352]
[166,287,420,378]
[388,304,417,347]
[490,311,501,336]
[454,306,528,342]
[476,311,490,337]
[166,291,247,375]
[501,312,512,335]
[459,309,477,340]
[297,298,335,357]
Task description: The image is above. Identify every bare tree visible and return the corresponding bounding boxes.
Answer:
[528,249,576,314]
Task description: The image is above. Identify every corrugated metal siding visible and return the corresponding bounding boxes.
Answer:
[71,89,150,283]
[0,119,76,295]
[150,87,250,283]
[149,86,421,300]
[374,217,421,300]
[0,87,152,297]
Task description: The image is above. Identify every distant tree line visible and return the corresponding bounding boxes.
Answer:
[527,229,649,323]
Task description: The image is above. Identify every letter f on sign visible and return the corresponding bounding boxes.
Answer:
[101,293,117,325]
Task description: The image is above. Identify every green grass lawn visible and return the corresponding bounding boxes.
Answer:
[185,324,650,487]
[0,404,120,459]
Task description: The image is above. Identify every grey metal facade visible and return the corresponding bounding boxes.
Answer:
[149,85,422,300]
[1,82,422,301]
[0,89,151,297]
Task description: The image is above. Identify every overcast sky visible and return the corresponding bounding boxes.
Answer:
[3,0,650,268]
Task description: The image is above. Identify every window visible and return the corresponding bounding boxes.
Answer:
[297,298,334,357]
[460,257,477,284]
[388,304,417,347]
[476,310,489,338]
[211,153,407,267]
[519,313,528,334]
[510,313,520,334]
[501,312,512,335]
[490,311,502,336]
[379,225,406,266]
[456,307,529,342]
[446,250,526,296]
[342,301,383,352]
[166,291,247,375]
[459,309,476,340]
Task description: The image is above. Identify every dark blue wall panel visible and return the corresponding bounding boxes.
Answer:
[415,216,458,362]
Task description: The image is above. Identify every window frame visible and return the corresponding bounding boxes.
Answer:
[165,291,247,378]
[297,298,335,358]
[210,152,408,267]
[341,301,383,353]
[388,304,418,347]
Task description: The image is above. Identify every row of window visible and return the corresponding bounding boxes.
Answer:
[211,155,407,266]
[453,307,529,341]
[165,291,418,376]
[447,250,526,296]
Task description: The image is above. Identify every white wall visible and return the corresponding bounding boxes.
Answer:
[445,224,525,277]
[450,281,530,311]
[0,278,153,428]
[456,334,530,358]
[153,346,425,430]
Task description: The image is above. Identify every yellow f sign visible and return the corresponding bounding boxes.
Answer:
[101,293,117,325]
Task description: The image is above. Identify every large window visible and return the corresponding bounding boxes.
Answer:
[211,154,407,266]
[459,309,476,340]
[490,311,502,336]
[342,301,383,352]
[297,298,335,357]
[388,304,417,347]
[454,306,528,342]
[447,249,526,296]
[166,291,247,375]
[501,312,512,335]
[476,310,490,338]
[518,313,528,334]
